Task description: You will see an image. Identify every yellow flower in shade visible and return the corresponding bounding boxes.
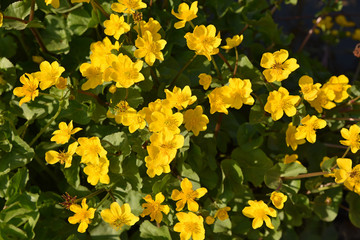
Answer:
[145,145,171,178]
[298,75,321,101]
[205,216,215,225]
[242,200,277,229]
[198,73,212,90]
[214,206,231,221]
[122,109,147,133]
[264,87,300,121]
[295,115,327,144]
[184,25,221,61]
[260,49,299,82]
[101,202,139,230]
[221,35,243,50]
[104,14,130,40]
[270,191,288,209]
[134,31,167,66]
[83,156,110,185]
[34,61,65,90]
[76,137,107,164]
[104,53,144,88]
[335,15,355,27]
[183,106,209,136]
[353,29,360,41]
[227,78,254,109]
[140,193,170,223]
[51,121,82,145]
[323,75,351,103]
[79,62,104,90]
[13,73,39,106]
[45,0,60,8]
[315,16,333,32]
[164,86,197,110]
[286,123,305,151]
[340,124,360,153]
[45,142,78,168]
[149,132,184,162]
[111,0,147,14]
[71,0,90,3]
[171,178,207,212]
[90,37,120,71]
[174,212,205,240]
[171,1,198,29]
[135,18,162,40]
[334,158,360,194]
[0,12,3,27]
[107,101,135,125]
[208,86,232,114]
[68,198,95,233]
[283,154,302,165]
[149,107,183,135]
[308,87,336,113]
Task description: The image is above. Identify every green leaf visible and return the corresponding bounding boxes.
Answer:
[6,167,29,200]
[111,87,144,108]
[61,160,80,188]
[139,220,172,240]
[313,187,342,222]
[346,192,360,228]
[285,0,298,4]
[40,15,70,54]
[221,159,243,186]
[4,1,32,19]
[67,9,91,36]
[236,123,263,151]
[0,36,17,58]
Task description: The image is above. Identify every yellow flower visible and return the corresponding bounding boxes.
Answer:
[260,49,299,82]
[334,158,360,194]
[149,132,184,162]
[283,154,302,165]
[264,87,300,121]
[45,142,78,168]
[183,106,209,136]
[227,78,254,109]
[34,61,65,90]
[122,109,147,133]
[142,99,164,125]
[101,202,139,230]
[104,14,130,40]
[104,53,144,88]
[323,75,351,103]
[145,145,171,178]
[335,15,355,27]
[221,35,243,50]
[308,87,336,113]
[184,25,221,61]
[198,73,212,90]
[242,200,277,229]
[298,75,321,101]
[205,216,215,225]
[68,198,95,233]
[79,62,104,90]
[353,29,360,41]
[164,86,197,110]
[208,86,232,114]
[270,191,288,209]
[83,156,110,185]
[295,115,327,143]
[111,0,147,14]
[140,193,170,223]
[134,31,166,66]
[71,0,90,3]
[45,0,60,8]
[286,123,306,151]
[214,206,231,221]
[174,212,205,240]
[107,100,135,125]
[51,121,82,145]
[13,73,39,106]
[149,107,183,135]
[135,18,162,40]
[171,1,198,29]
[0,12,3,27]
[76,137,107,164]
[315,16,333,31]
[90,37,120,71]
[171,178,207,212]
[340,124,360,153]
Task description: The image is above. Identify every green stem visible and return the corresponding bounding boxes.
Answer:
[91,0,110,19]
[342,146,351,158]
[282,171,329,180]
[233,47,239,77]
[169,53,197,88]
[217,52,233,72]
[29,100,64,147]
[307,183,341,194]
[76,188,107,203]
[29,0,36,22]
[189,21,195,29]
[96,192,110,208]
[211,56,222,81]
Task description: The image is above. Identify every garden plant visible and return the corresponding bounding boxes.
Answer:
[1,0,360,239]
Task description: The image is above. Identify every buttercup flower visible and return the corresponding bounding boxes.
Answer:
[45,0,60,8]
[79,62,104,90]
[334,158,360,194]
[164,86,197,110]
[134,30,167,66]
[76,137,107,164]
[335,15,355,27]
[221,35,243,50]
[205,216,215,225]
[260,49,299,82]
[51,120,82,144]
[149,107,183,135]
[145,145,171,178]
[340,124,360,153]
[184,25,221,61]
[140,192,170,223]
[71,0,90,3]
[323,75,351,103]
[227,78,254,109]
[214,206,231,221]
[295,115,327,143]
[286,123,306,151]
[68,198,95,233]
[0,12,3,27]
[111,0,147,14]
[308,87,336,113]
[45,142,78,168]
[13,73,39,106]
[198,73,212,90]
[122,109,147,133]
[107,100,135,125]
[174,212,205,240]
[101,202,139,230]
[171,178,207,212]
[283,154,301,165]
[270,191,288,209]
[242,200,277,229]
[135,18,162,40]
[104,14,130,40]
[171,1,198,29]
[34,61,65,90]
[208,86,232,114]
[299,75,321,101]
[183,105,209,136]
[83,156,110,185]
[90,37,120,71]
[149,132,184,162]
